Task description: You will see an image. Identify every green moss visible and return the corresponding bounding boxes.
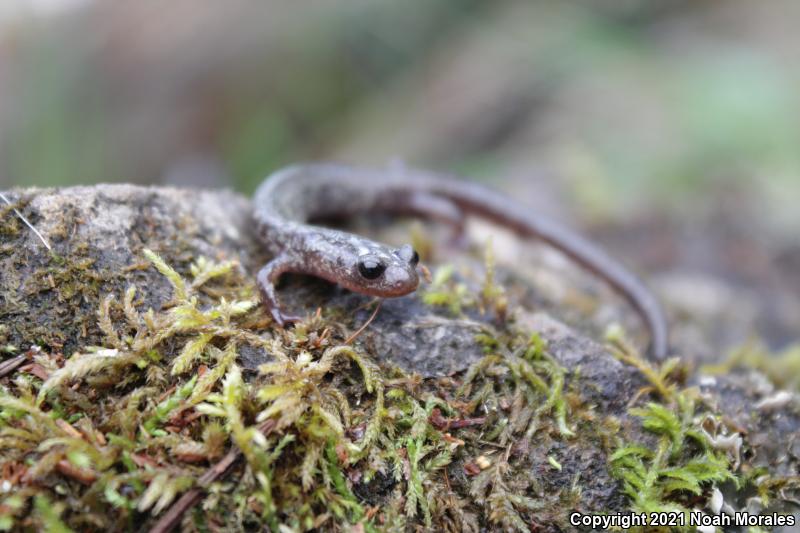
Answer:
[609,397,736,522]
[420,240,509,321]
[1,245,591,531]
[603,343,778,532]
[606,324,684,402]
[420,264,471,315]
[0,241,794,532]
[701,340,800,391]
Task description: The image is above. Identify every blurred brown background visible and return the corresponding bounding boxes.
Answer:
[0,0,797,357]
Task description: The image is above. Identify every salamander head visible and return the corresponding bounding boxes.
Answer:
[346,243,420,297]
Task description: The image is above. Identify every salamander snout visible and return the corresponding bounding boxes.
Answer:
[382,262,419,294]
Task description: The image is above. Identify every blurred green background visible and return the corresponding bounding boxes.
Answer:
[0,0,798,351]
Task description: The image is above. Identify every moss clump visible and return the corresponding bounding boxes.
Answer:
[421,240,508,321]
[0,239,111,354]
[420,264,471,315]
[603,334,800,532]
[0,243,595,532]
[609,397,737,526]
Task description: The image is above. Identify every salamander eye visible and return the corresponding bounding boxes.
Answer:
[410,250,419,266]
[358,257,386,279]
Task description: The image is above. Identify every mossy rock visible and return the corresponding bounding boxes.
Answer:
[0,185,797,532]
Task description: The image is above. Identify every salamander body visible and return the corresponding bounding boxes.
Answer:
[253,163,669,359]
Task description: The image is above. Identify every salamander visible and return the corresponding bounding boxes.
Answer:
[253,163,669,359]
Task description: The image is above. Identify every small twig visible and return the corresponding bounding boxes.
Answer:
[344,299,383,345]
[443,467,459,516]
[149,419,276,533]
[0,354,27,379]
[0,192,51,251]
[476,439,509,450]
[428,408,487,431]
[56,459,97,485]
[148,452,238,533]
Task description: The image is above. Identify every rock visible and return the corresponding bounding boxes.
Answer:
[1,185,256,355]
[1,184,798,529]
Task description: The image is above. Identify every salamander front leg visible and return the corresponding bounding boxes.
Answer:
[257,257,303,327]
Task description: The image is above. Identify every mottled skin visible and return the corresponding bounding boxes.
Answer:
[254,163,670,360]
